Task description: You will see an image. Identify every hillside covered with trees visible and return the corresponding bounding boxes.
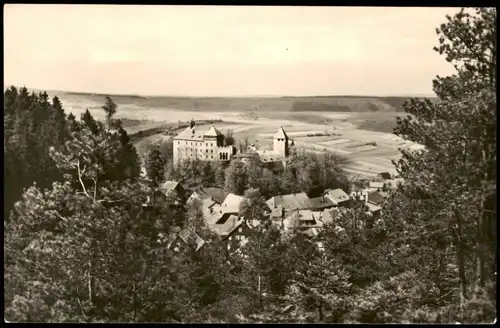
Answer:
[4,8,496,323]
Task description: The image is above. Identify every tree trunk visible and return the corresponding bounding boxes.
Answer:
[133,282,137,321]
[258,269,263,309]
[318,300,323,322]
[453,209,468,300]
[88,259,96,305]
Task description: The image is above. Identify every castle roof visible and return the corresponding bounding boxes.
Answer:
[273,126,289,140]
[174,125,208,141]
[204,125,222,137]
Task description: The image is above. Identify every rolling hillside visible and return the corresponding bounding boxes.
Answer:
[11,87,435,113]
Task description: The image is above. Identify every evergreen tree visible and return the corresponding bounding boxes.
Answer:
[145,146,166,189]
[393,7,496,305]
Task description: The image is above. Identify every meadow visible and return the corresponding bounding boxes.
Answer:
[37,89,426,179]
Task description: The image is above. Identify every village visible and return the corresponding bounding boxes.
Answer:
[149,120,405,255]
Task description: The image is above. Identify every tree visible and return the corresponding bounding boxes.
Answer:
[224,160,248,195]
[214,162,226,188]
[158,138,174,164]
[3,88,71,221]
[4,105,179,322]
[224,129,235,146]
[392,7,496,318]
[239,188,267,221]
[102,96,117,127]
[199,161,215,187]
[145,146,166,189]
[246,158,262,190]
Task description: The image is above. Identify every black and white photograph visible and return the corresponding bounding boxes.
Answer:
[3,4,497,323]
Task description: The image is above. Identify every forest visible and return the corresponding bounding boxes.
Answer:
[3,8,496,323]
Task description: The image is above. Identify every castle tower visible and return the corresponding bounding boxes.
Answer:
[273,126,289,158]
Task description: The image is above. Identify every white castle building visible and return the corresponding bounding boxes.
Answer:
[173,120,235,165]
[173,120,293,166]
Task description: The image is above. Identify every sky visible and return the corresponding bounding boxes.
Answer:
[4,5,459,97]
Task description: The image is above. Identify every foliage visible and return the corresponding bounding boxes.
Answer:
[145,146,166,188]
[224,129,235,146]
[4,8,496,324]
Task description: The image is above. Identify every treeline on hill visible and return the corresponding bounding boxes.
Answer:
[4,8,496,323]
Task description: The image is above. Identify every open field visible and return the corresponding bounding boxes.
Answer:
[32,89,426,179]
[126,112,422,179]
[20,87,436,114]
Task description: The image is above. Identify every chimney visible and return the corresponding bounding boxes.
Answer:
[190,118,196,128]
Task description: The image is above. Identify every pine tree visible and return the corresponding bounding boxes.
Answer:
[392,7,496,317]
[101,96,117,127]
[145,146,166,190]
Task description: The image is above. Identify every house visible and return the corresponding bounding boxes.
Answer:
[324,188,351,207]
[363,191,385,217]
[202,198,223,225]
[266,192,311,212]
[168,228,206,253]
[369,181,385,192]
[215,193,247,224]
[308,195,337,211]
[283,210,322,235]
[220,218,255,254]
[159,180,187,205]
[367,191,386,207]
[377,172,392,180]
[365,202,382,216]
[315,207,341,226]
[187,187,228,205]
[268,204,284,220]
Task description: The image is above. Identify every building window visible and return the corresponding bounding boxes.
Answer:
[211,149,213,153]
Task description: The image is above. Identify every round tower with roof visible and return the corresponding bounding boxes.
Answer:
[273,126,290,158]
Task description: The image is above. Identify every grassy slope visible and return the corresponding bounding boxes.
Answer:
[22,88,436,113]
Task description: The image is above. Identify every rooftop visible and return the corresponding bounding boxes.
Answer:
[192,187,228,204]
[266,192,311,212]
[325,188,350,204]
[274,126,289,140]
[308,196,336,210]
[369,181,385,189]
[367,191,386,206]
[211,215,242,236]
[175,228,206,252]
[160,181,180,194]
[221,193,247,214]
[174,123,222,141]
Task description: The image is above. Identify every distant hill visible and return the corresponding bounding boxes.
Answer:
[5,86,436,113]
